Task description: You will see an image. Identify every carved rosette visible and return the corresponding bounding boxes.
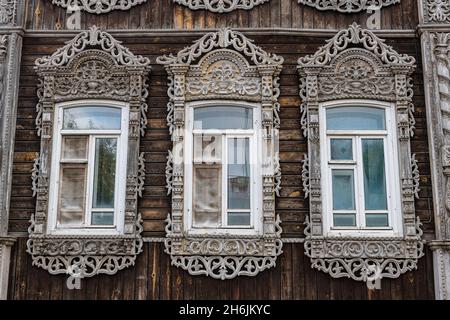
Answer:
[29,26,151,278]
[298,0,399,13]
[298,23,423,282]
[50,0,147,14]
[158,29,283,280]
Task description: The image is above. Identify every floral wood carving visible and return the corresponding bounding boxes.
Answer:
[298,23,422,282]
[158,29,283,279]
[28,26,151,278]
[0,0,16,25]
[422,0,450,24]
[173,0,269,13]
[298,0,399,13]
[50,0,147,14]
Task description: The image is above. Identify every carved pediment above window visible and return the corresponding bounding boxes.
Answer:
[29,26,151,278]
[50,0,147,14]
[298,0,399,13]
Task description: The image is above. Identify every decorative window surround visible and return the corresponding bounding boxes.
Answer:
[28,26,151,278]
[0,0,16,25]
[298,23,424,283]
[420,0,450,24]
[298,0,399,13]
[173,0,269,13]
[157,28,284,280]
[421,31,450,299]
[50,0,147,14]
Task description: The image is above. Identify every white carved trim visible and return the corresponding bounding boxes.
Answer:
[298,0,399,13]
[0,0,16,26]
[173,0,269,13]
[0,238,15,300]
[50,0,147,14]
[158,29,283,279]
[421,0,450,24]
[298,23,422,282]
[29,27,150,278]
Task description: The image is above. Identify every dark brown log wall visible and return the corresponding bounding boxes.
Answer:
[23,0,418,31]
[6,33,436,299]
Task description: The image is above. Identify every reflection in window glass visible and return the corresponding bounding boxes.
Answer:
[194,107,253,130]
[227,138,250,210]
[326,107,385,130]
[193,166,221,228]
[63,106,121,130]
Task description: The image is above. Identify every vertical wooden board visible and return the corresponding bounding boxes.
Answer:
[95,274,113,300]
[149,242,161,299]
[401,271,417,300]
[315,271,331,300]
[161,0,174,28]
[12,239,28,299]
[183,7,194,30]
[268,262,281,299]
[122,263,136,300]
[239,275,257,300]
[183,271,196,300]
[301,5,314,29]
[280,0,290,28]
[291,243,305,299]
[83,274,99,300]
[135,242,149,300]
[280,243,293,299]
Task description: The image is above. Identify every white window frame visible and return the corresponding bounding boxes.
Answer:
[47,99,129,236]
[319,99,403,237]
[184,100,262,237]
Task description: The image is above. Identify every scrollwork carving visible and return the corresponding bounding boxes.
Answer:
[29,27,150,278]
[159,29,283,279]
[0,0,16,25]
[298,24,422,282]
[423,0,450,23]
[298,0,399,13]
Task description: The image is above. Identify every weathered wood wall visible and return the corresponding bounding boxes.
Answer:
[23,0,418,31]
[8,240,436,300]
[6,33,436,299]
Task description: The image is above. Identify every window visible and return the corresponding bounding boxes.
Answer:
[29,27,150,278]
[321,103,401,234]
[298,24,423,283]
[186,104,260,233]
[48,102,128,233]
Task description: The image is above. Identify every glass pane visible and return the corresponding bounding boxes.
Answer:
[326,107,385,130]
[228,212,251,226]
[61,136,88,160]
[91,212,114,226]
[362,139,388,210]
[193,134,222,163]
[330,139,352,160]
[58,166,86,226]
[194,106,253,130]
[193,166,221,228]
[228,138,250,210]
[333,214,356,227]
[63,106,121,130]
[332,169,355,210]
[93,138,117,209]
[366,213,389,227]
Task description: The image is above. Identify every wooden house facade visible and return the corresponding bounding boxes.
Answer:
[0,0,449,300]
